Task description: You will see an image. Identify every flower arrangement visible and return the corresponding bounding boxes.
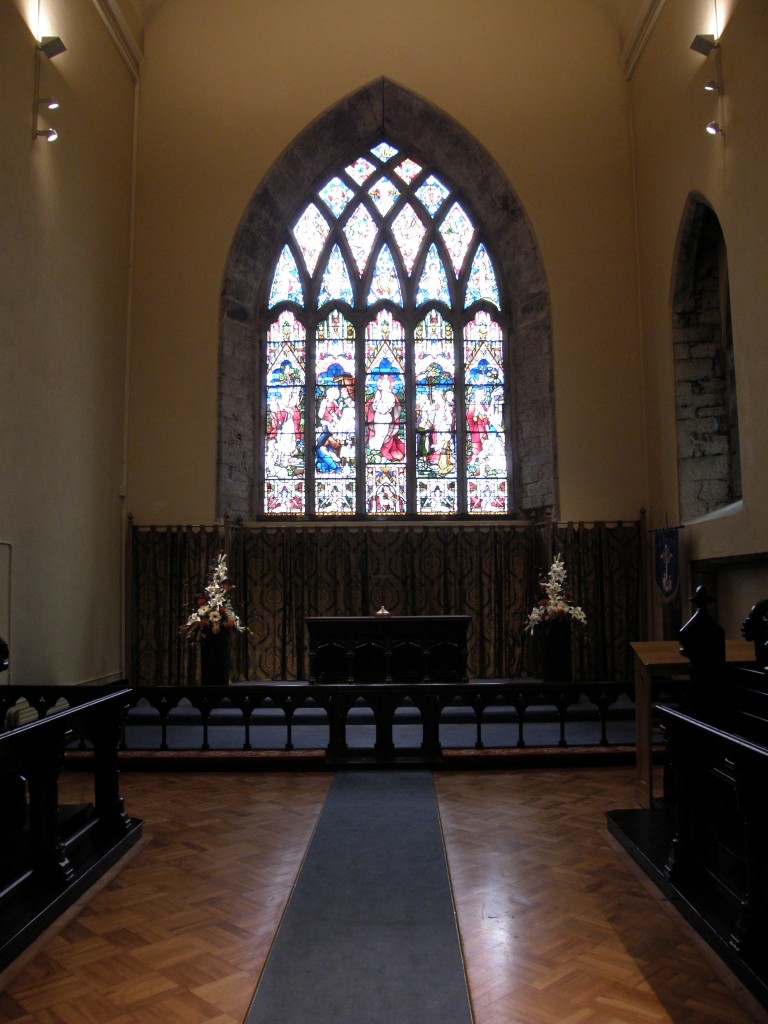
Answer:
[179,553,250,642]
[525,554,588,634]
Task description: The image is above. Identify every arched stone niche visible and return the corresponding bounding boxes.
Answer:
[672,193,741,521]
[218,77,557,520]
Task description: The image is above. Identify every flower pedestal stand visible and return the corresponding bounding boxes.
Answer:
[200,630,230,686]
[541,618,572,682]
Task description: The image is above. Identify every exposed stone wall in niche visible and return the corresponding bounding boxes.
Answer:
[218,78,557,519]
[673,197,741,521]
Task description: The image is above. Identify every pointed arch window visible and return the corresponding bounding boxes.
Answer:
[263,141,510,516]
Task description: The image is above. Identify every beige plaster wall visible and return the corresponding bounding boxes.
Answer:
[631,0,768,563]
[0,0,135,683]
[127,0,646,525]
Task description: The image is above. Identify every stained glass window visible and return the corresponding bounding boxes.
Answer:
[368,177,400,216]
[318,176,355,218]
[344,204,377,275]
[315,312,357,514]
[368,245,403,306]
[365,311,407,514]
[292,203,330,275]
[394,158,422,184]
[415,175,449,216]
[370,142,399,162]
[319,245,354,306]
[465,311,507,513]
[391,204,426,275]
[269,246,304,307]
[263,143,510,516]
[416,244,451,305]
[345,157,376,185]
[466,244,500,308]
[265,311,306,513]
[440,202,474,275]
[415,312,457,513]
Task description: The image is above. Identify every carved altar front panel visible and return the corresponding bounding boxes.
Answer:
[306,615,470,685]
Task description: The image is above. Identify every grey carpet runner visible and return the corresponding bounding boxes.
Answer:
[244,771,474,1024]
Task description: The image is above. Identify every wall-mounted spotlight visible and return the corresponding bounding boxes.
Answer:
[691,34,725,135]
[39,36,67,59]
[33,38,65,141]
[690,33,718,56]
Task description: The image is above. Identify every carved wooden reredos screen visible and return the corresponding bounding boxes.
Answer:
[128,518,644,686]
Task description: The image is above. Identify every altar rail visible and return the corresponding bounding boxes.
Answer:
[2,681,634,766]
[0,689,142,970]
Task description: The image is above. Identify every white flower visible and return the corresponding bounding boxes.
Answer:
[525,554,588,635]
[179,553,251,642]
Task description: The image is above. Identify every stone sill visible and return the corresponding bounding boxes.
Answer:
[685,499,744,525]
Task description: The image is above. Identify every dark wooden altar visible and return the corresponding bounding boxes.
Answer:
[306,615,470,685]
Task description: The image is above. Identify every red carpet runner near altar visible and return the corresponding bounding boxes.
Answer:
[244,771,473,1024]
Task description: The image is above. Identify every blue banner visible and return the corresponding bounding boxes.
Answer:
[655,527,679,602]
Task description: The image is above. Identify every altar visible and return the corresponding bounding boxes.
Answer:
[306,615,470,685]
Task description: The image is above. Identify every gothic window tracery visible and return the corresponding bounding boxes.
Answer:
[262,141,510,517]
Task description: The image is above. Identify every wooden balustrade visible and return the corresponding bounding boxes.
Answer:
[3,679,634,770]
[6,681,635,763]
[122,681,632,760]
[0,680,635,763]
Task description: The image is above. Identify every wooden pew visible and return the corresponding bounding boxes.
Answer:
[0,689,142,971]
[609,592,768,1008]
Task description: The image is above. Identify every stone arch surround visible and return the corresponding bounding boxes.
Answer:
[218,77,557,519]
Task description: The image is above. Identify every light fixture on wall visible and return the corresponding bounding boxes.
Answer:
[33,36,66,141]
[690,33,718,56]
[39,36,67,59]
[690,32,725,138]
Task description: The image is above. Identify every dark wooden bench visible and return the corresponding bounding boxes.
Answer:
[0,689,142,970]
[608,591,768,1008]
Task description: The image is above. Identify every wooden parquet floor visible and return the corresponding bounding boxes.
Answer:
[435,770,768,1024]
[1,767,766,1024]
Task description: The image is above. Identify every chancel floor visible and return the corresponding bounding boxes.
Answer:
[1,768,766,1024]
